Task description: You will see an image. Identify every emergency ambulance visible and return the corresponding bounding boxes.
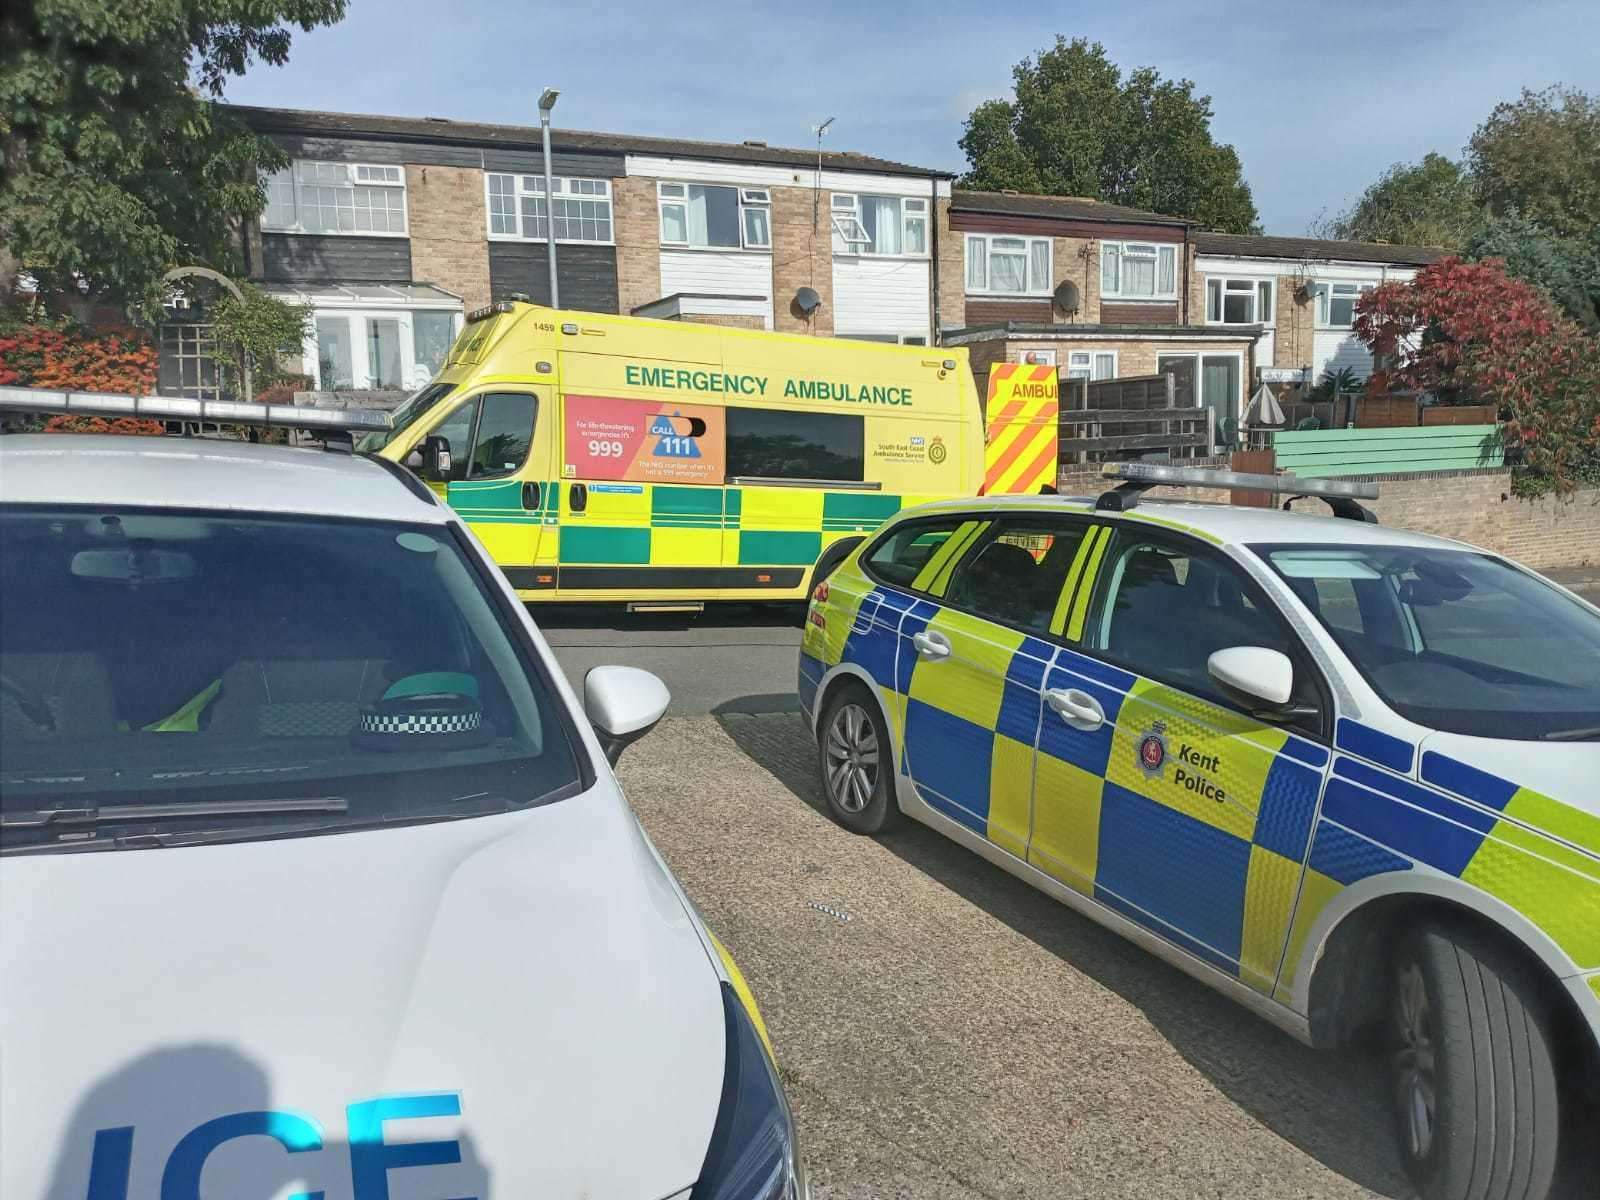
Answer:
[364,302,983,608]
[799,462,1600,1200]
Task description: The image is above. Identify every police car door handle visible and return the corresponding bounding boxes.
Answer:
[911,630,951,660]
[1046,688,1104,730]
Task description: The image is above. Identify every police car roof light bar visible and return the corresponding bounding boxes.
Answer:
[1096,461,1381,523]
[0,386,393,434]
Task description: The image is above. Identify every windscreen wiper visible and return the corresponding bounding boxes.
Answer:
[1541,725,1600,742]
[0,797,347,829]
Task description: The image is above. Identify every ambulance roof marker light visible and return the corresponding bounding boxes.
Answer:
[1095,460,1381,523]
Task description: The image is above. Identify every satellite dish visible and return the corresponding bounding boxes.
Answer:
[1053,280,1080,316]
[794,287,821,315]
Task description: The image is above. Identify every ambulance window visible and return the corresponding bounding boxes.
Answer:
[864,519,968,589]
[469,393,537,478]
[726,408,863,482]
[1089,531,1319,720]
[944,519,1093,636]
[432,397,478,482]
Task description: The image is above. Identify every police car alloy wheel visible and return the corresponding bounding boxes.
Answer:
[818,685,899,834]
[1389,920,1561,1200]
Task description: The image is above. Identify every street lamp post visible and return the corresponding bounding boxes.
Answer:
[538,88,561,309]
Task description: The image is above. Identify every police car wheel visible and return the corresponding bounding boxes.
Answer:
[1389,920,1560,1200]
[818,685,899,835]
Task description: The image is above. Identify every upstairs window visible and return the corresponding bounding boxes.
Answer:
[658,183,770,250]
[965,235,1052,295]
[1206,277,1275,325]
[1314,281,1374,329]
[486,174,612,243]
[1101,241,1177,301]
[831,195,927,256]
[261,161,407,235]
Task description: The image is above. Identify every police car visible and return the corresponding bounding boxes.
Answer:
[0,428,804,1200]
[799,462,1599,1200]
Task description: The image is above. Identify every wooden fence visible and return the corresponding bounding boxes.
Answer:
[1058,369,1213,463]
[1273,425,1504,477]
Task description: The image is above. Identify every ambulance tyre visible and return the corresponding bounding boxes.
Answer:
[817,683,900,835]
[1388,919,1560,1200]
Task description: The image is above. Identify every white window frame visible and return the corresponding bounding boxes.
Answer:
[657,182,771,251]
[1100,240,1179,302]
[830,194,929,258]
[1314,281,1374,330]
[1064,350,1118,381]
[1205,276,1275,326]
[260,160,409,238]
[485,174,613,245]
[964,234,1053,296]
[1155,351,1246,426]
[303,308,464,392]
[837,333,929,345]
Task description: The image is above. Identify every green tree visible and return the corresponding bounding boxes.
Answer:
[1331,153,1481,249]
[1469,86,1600,241]
[1464,212,1599,330]
[0,0,347,318]
[958,37,1259,233]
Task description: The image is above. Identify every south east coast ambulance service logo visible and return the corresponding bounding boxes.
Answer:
[1136,720,1168,779]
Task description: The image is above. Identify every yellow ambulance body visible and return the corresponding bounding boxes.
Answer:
[370,302,983,604]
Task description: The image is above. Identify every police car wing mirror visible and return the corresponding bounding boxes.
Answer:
[419,435,453,482]
[584,665,671,766]
[1207,646,1302,715]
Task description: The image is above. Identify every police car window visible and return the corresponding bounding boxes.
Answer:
[1090,532,1314,712]
[726,407,864,482]
[469,392,536,478]
[1263,544,1600,740]
[0,509,583,854]
[863,519,967,589]
[944,520,1092,635]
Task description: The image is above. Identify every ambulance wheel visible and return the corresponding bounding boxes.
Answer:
[817,684,900,835]
[1388,919,1560,1200]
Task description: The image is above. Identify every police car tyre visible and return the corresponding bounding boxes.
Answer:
[818,683,900,835]
[1390,919,1560,1200]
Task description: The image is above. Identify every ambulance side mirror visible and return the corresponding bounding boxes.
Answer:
[419,435,453,483]
[1208,646,1317,722]
[585,666,671,766]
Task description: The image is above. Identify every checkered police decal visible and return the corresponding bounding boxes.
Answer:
[360,709,482,735]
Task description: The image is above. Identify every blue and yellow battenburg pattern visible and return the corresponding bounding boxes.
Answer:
[802,552,1600,1008]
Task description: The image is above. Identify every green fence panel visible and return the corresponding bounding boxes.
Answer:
[1273,424,1503,477]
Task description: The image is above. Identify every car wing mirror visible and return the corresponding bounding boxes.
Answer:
[584,665,671,765]
[1208,646,1318,722]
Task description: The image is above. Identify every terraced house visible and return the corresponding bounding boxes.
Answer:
[233,105,957,392]
[944,191,1444,431]
[230,103,1442,435]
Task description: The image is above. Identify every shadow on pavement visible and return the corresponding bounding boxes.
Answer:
[717,711,1411,1198]
[713,693,801,715]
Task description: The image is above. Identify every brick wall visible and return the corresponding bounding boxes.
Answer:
[613,176,661,316]
[935,198,964,334]
[1055,464,1600,568]
[1275,273,1315,371]
[1185,244,1205,328]
[1053,236,1099,323]
[771,185,833,336]
[680,313,766,329]
[404,164,491,312]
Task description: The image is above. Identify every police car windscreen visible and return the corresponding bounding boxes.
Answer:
[0,508,581,852]
[1260,545,1600,741]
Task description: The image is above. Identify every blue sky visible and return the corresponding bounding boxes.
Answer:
[225,0,1599,236]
